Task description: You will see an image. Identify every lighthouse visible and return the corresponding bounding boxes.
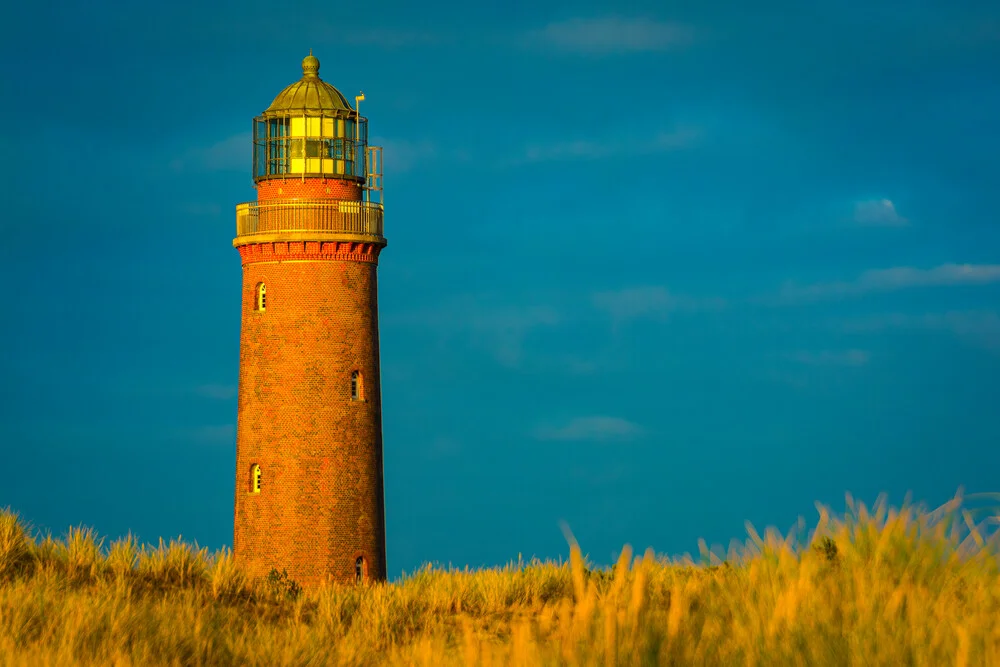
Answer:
[232,53,387,587]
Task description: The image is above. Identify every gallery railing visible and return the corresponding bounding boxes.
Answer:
[235,199,384,239]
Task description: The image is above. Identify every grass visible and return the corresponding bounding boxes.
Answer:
[1,490,999,665]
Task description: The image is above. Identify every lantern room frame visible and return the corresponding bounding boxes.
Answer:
[252,112,369,182]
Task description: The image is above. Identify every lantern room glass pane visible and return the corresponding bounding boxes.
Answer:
[306,139,328,158]
[264,119,289,176]
[253,118,267,179]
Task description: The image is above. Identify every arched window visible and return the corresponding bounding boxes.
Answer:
[250,464,261,493]
[351,371,364,401]
[255,283,266,311]
[355,556,366,583]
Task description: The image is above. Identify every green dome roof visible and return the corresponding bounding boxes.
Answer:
[264,52,353,115]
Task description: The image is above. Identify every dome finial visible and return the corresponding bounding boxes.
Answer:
[302,51,320,79]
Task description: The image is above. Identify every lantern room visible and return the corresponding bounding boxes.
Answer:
[252,52,368,182]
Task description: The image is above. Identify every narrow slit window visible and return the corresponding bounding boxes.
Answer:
[355,556,366,583]
[255,283,266,311]
[351,371,364,401]
[250,464,261,493]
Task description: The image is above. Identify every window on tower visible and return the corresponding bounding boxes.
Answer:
[351,371,364,401]
[355,556,366,583]
[255,283,266,311]
[250,464,261,494]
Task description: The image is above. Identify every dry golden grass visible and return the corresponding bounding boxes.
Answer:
[2,490,999,666]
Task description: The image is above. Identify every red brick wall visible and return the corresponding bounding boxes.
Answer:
[233,176,386,588]
[256,178,361,201]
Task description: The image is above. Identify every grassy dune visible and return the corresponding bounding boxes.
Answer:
[2,491,999,666]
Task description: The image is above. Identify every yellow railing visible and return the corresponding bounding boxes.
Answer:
[235,199,384,239]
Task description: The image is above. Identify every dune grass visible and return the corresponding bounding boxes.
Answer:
[1,490,999,665]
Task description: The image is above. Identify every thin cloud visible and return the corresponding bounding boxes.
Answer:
[593,285,725,326]
[764,369,808,389]
[555,357,603,376]
[535,416,644,442]
[386,298,560,367]
[424,436,462,460]
[174,131,447,175]
[841,310,1000,353]
[776,263,1000,303]
[194,384,237,400]
[171,132,249,173]
[528,16,695,55]
[178,203,222,218]
[341,29,441,48]
[593,286,675,321]
[854,199,908,226]
[371,137,438,173]
[183,424,236,445]
[463,305,560,367]
[785,349,871,367]
[518,127,699,164]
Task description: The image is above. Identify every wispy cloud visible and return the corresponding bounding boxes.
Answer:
[840,310,1000,353]
[784,349,871,367]
[534,416,644,442]
[386,298,560,367]
[170,132,249,173]
[764,370,809,389]
[517,127,699,164]
[593,286,725,327]
[593,286,675,323]
[193,384,237,400]
[341,29,441,48]
[552,357,604,376]
[180,424,236,445]
[423,436,462,460]
[174,133,445,176]
[370,137,440,173]
[178,203,222,218]
[527,16,695,55]
[463,305,560,366]
[775,263,1000,303]
[854,199,908,226]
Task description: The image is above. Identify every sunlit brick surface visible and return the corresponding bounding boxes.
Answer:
[256,178,361,201]
[233,176,386,588]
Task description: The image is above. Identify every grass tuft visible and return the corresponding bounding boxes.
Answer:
[0,508,33,580]
[136,537,209,589]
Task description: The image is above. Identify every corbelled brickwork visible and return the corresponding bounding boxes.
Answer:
[238,241,381,265]
[233,174,386,588]
[256,178,361,201]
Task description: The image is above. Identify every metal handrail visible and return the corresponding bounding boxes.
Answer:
[235,198,384,238]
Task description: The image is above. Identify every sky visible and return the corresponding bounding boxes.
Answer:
[1,0,999,578]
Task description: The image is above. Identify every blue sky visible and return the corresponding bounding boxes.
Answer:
[1,0,999,577]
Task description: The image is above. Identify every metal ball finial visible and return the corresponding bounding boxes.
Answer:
[302,51,320,78]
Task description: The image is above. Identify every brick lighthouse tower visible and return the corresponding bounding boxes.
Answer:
[231,52,387,587]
